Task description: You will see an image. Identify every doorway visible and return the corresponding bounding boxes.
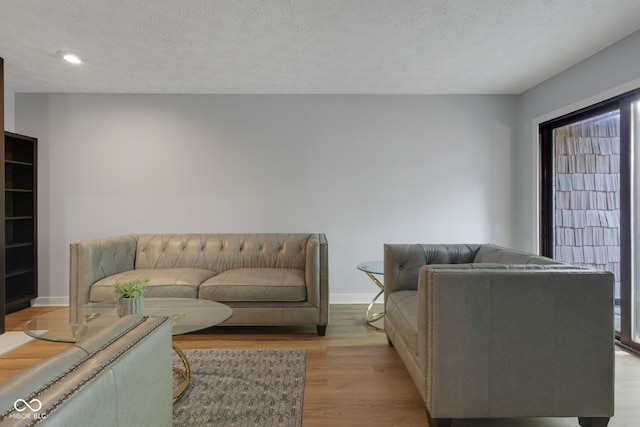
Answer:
[540,90,640,351]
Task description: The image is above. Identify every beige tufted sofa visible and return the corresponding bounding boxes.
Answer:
[384,243,615,427]
[0,315,173,427]
[70,233,329,335]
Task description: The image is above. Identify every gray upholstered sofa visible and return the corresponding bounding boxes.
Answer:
[384,243,614,427]
[70,233,329,335]
[0,315,172,427]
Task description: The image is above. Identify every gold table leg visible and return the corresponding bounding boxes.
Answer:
[364,271,385,330]
[172,343,191,404]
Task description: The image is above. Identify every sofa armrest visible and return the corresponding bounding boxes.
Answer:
[70,235,138,307]
[304,234,329,324]
[417,265,614,419]
[0,316,172,427]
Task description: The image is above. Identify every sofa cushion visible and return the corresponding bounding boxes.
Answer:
[386,290,419,357]
[89,268,217,301]
[199,268,307,302]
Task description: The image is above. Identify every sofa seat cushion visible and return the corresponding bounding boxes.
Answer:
[89,268,217,301]
[386,290,419,357]
[199,268,307,302]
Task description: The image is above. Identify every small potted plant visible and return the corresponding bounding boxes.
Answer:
[112,277,149,316]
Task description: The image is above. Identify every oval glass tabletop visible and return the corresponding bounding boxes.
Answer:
[24,298,233,343]
[357,261,384,275]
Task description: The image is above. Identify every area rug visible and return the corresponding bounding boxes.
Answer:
[173,348,305,427]
[0,332,33,355]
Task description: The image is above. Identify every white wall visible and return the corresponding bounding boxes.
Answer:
[3,89,14,132]
[514,29,640,252]
[15,94,516,304]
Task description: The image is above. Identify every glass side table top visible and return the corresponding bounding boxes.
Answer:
[24,298,233,343]
[357,261,384,275]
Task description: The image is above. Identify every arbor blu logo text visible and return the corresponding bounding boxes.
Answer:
[10,398,46,420]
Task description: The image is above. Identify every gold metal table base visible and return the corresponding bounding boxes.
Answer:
[364,271,385,330]
[172,343,191,404]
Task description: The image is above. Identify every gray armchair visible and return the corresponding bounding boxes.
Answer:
[384,243,614,427]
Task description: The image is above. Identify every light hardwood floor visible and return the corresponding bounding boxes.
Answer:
[1,305,639,427]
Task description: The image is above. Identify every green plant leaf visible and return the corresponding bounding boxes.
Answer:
[111,277,150,298]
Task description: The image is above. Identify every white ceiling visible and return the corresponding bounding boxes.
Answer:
[2,0,640,95]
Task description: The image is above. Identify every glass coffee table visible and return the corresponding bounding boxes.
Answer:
[24,298,233,404]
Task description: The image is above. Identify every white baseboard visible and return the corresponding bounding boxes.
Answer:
[32,296,69,307]
[31,295,373,306]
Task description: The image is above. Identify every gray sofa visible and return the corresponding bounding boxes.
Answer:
[0,315,172,427]
[384,243,615,427]
[70,233,329,335]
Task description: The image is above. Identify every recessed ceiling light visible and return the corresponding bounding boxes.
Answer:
[64,54,82,64]
[57,51,82,64]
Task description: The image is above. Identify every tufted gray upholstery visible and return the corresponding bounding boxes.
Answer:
[384,244,479,305]
[70,233,329,335]
[134,234,308,271]
[384,243,614,427]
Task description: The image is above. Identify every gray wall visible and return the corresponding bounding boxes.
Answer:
[3,90,13,132]
[16,94,516,304]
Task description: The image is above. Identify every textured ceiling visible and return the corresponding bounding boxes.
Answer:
[2,0,640,94]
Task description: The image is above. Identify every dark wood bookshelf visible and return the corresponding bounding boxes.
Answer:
[1,56,4,333]
[4,131,38,314]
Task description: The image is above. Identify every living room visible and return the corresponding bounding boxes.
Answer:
[2,2,640,426]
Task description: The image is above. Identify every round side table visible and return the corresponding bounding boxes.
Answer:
[357,261,384,329]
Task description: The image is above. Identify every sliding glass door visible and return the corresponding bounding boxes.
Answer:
[540,90,640,351]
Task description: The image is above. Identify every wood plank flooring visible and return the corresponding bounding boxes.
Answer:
[2,305,640,427]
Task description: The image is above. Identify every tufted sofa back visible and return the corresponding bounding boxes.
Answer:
[134,233,310,272]
[383,243,570,305]
[383,244,480,300]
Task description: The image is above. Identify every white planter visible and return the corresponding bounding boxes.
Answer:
[117,296,144,317]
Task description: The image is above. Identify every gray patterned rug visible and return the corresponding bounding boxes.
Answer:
[173,349,305,427]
